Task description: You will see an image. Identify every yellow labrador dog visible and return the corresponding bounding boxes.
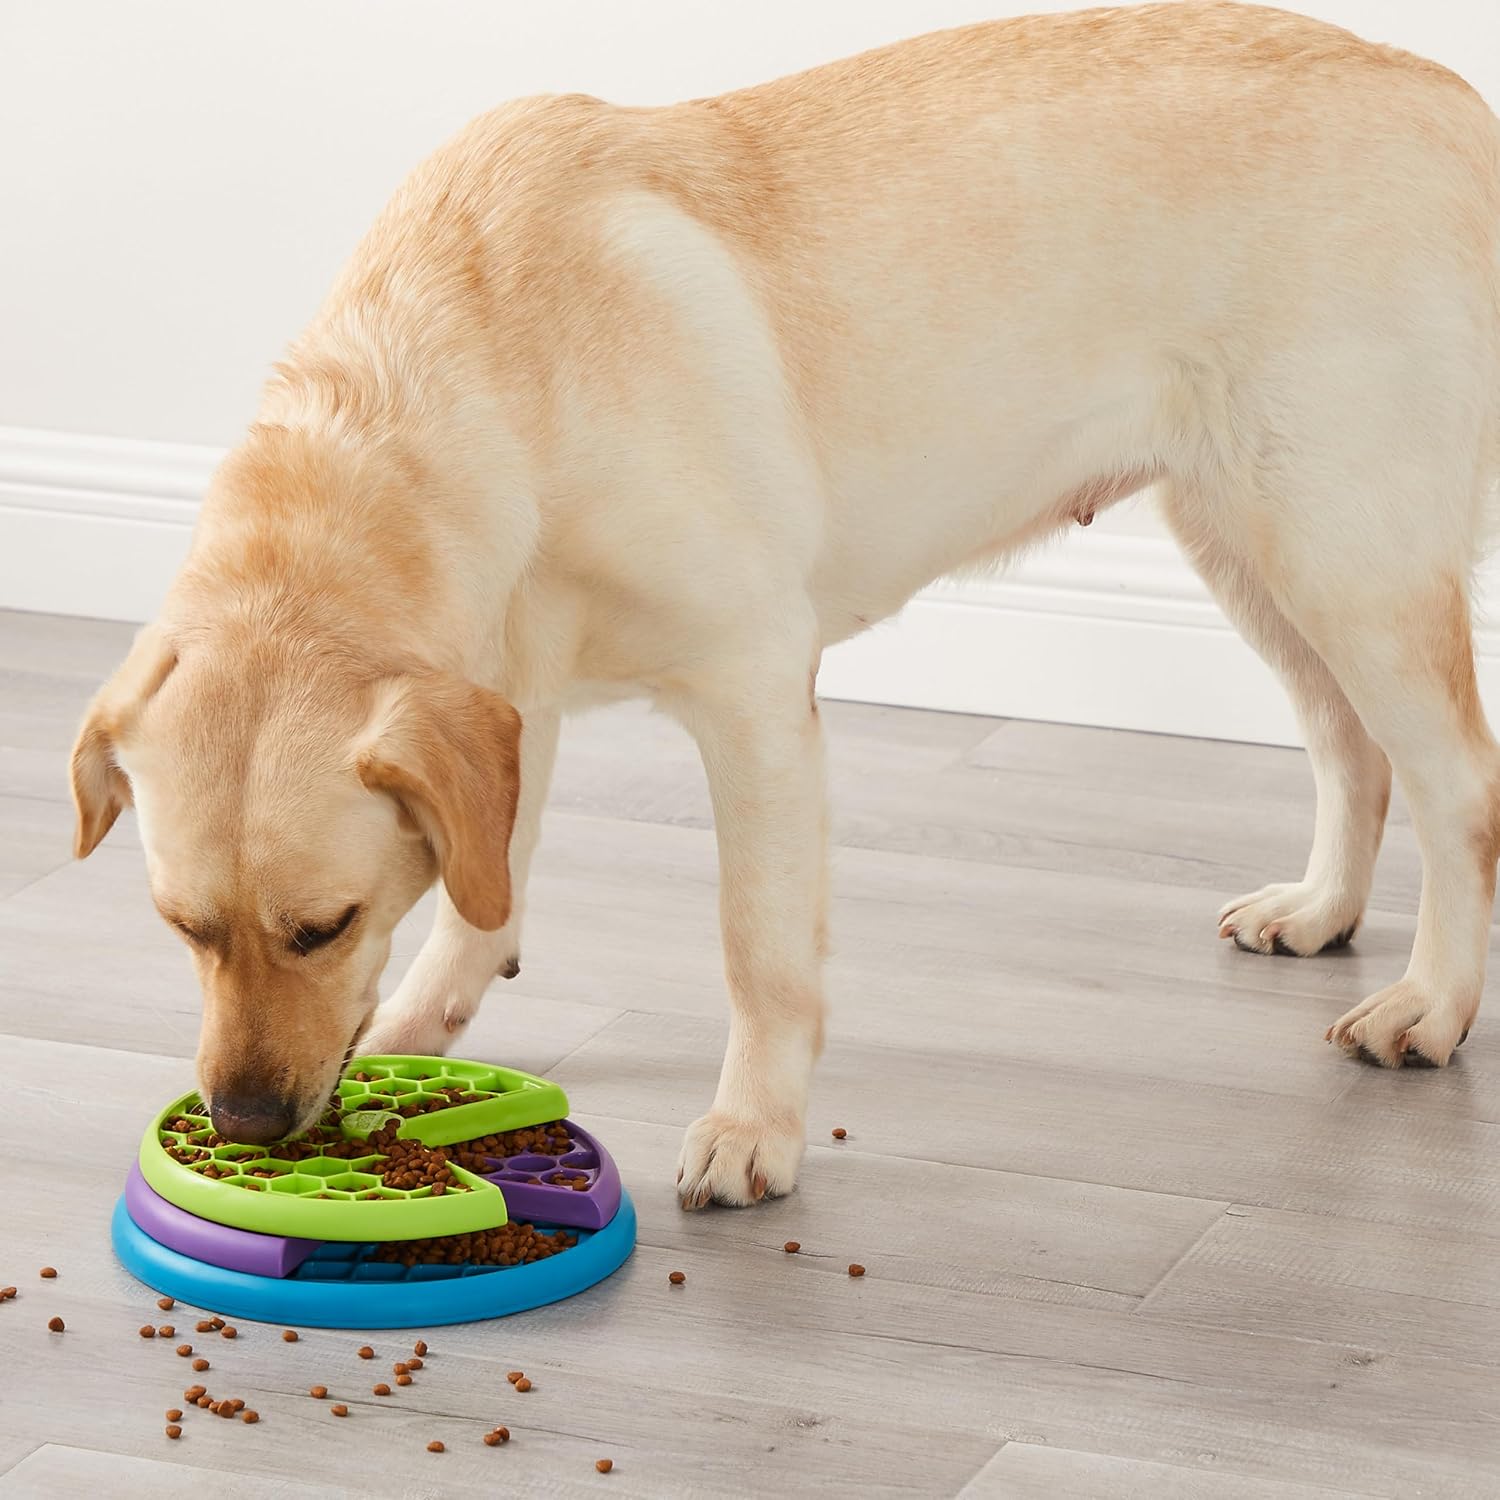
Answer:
[72,3,1500,1206]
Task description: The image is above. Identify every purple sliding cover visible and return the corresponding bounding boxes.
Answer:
[478,1120,622,1232]
[125,1162,320,1278]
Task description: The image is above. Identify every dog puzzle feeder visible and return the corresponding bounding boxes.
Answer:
[114,1055,635,1326]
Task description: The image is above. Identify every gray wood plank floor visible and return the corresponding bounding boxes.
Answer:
[0,607,1496,1499]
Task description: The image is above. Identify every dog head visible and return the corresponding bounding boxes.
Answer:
[70,621,521,1143]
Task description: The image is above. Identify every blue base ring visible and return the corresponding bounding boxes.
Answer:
[111,1190,635,1328]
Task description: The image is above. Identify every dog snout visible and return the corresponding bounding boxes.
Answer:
[209,1088,297,1145]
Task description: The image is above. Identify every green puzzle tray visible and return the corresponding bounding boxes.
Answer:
[138,1056,568,1242]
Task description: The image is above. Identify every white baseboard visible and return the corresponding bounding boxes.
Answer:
[5,424,1498,750]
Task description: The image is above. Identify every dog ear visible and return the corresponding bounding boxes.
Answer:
[356,674,522,931]
[69,623,178,857]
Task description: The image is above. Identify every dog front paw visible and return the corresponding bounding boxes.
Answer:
[358,998,472,1059]
[676,1110,805,1209]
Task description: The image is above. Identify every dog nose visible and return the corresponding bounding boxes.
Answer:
[209,1091,296,1145]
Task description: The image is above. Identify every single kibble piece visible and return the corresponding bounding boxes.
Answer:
[331,1404,349,1418]
[220,1326,237,1339]
[483,1431,501,1447]
[165,1408,183,1422]
[165,1424,182,1440]
[282,1329,299,1342]
[357,1345,374,1359]
[184,1384,206,1402]
[175,1344,192,1356]
[39,1267,57,1279]
[668,1271,686,1285]
[157,1296,174,1310]
[505,1370,523,1384]
[191,1357,210,1371]
[393,1361,410,1376]
[195,1320,213,1333]
[831,1127,847,1139]
[427,1440,445,1453]
[227,1398,245,1412]
[848,1263,866,1277]
[47,1316,64,1332]
[396,1374,412,1387]
[783,1241,801,1254]
[515,1377,532,1392]
[196,1396,212,1409]
[373,1383,391,1396]
[216,1402,235,1419]
[596,1458,614,1473]
[139,1324,156,1338]
[207,1401,221,1415]
[242,1410,259,1424]
[309,1385,328,1399]
[407,1356,423,1370]
[0,1286,16,1300]
[159,1325,175,1337]
[492,1425,511,1443]
[413,1339,428,1356]
[209,1317,225,1330]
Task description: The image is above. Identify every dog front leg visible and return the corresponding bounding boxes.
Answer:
[673,667,828,1208]
[362,706,559,1056]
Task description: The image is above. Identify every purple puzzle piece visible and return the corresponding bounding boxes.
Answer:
[126,1162,321,1277]
[477,1120,622,1232]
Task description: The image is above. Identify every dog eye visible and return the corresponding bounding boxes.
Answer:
[289,904,362,956]
[170,919,207,947]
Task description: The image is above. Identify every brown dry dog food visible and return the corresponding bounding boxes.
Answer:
[831,1127,847,1139]
[427,1440,445,1453]
[506,1371,523,1385]
[184,1384,207,1402]
[139,1324,156,1338]
[373,1383,391,1396]
[596,1458,614,1473]
[196,1396,212,1409]
[220,1326,237,1339]
[39,1267,57,1278]
[483,1431,502,1447]
[413,1339,428,1356]
[393,1361,409,1376]
[514,1377,532,1392]
[407,1356,424,1370]
[209,1317,225,1330]
[195,1320,213,1333]
[358,1345,374,1359]
[309,1385,328,1399]
[396,1373,412,1387]
[848,1264,866,1277]
[165,1408,183,1421]
[165,1424,182,1439]
[157,1296,174,1310]
[192,1357,210,1371]
[175,1344,193,1356]
[47,1316,64,1332]
[217,1402,235,1419]
[226,1398,245,1413]
[159,1325,175,1337]
[331,1404,349,1418]
[282,1329,299,1342]
[783,1241,801,1253]
[372,1221,576,1269]
[0,1286,17,1300]
[242,1410,259,1424]
[668,1271,686,1285]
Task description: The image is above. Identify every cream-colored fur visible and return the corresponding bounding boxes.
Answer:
[72,3,1500,1204]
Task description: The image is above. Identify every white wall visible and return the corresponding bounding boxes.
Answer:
[3,1,1499,743]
